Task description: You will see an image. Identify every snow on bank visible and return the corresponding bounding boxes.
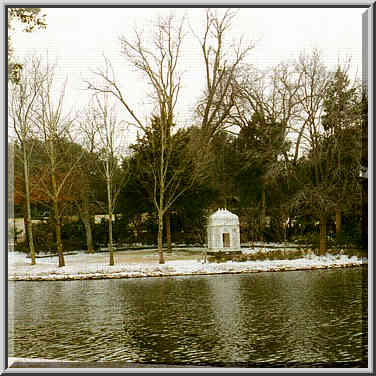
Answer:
[8,357,74,367]
[8,252,366,281]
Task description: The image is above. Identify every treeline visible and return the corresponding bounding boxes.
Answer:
[8,10,366,267]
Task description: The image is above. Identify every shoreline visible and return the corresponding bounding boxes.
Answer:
[8,256,367,281]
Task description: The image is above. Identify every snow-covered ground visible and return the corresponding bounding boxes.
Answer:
[8,249,367,281]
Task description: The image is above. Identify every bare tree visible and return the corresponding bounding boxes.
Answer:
[75,170,96,254]
[291,50,333,253]
[89,93,129,266]
[74,106,105,254]
[8,56,48,265]
[86,11,247,263]
[192,9,254,140]
[86,14,191,264]
[234,50,342,252]
[34,62,84,267]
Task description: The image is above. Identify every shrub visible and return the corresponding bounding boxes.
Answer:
[61,220,86,250]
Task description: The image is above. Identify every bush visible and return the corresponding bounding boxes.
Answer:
[14,220,56,253]
[327,247,367,260]
[334,230,362,249]
[16,219,97,253]
[14,241,29,253]
[233,254,248,262]
[206,245,367,264]
[61,220,86,250]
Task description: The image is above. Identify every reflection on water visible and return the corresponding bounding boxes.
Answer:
[8,268,367,367]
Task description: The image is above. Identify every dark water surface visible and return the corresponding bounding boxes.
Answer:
[8,268,367,367]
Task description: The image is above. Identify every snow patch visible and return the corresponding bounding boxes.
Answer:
[8,251,366,281]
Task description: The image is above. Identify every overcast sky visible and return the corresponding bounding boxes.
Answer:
[10,6,365,142]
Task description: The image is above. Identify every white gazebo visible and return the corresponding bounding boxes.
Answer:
[207,208,241,252]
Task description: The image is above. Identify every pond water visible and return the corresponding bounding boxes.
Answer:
[8,268,367,367]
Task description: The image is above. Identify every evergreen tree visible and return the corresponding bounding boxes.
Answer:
[321,67,362,244]
[233,111,289,242]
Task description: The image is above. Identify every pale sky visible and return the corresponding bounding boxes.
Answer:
[10,6,365,143]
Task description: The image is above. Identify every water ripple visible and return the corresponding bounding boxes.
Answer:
[9,268,367,366]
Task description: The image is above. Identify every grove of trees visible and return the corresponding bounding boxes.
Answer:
[8,9,366,267]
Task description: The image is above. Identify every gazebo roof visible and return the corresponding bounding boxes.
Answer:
[208,208,239,226]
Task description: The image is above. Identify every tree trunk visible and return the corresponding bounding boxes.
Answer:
[134,214,142,243]
[80,201,94,253]
[319,214,327,255]
[23,154,36,265]
[282,211,288,243]
[23,210,28,246]
[166,210,172,253]
[108,212,114,266]
[52,199,65,267]
[81,211,94,253]
[335,206,341,239]
[158,210,165,264]
[260,186,266,242]
[107,173,115,266]
[51,171,65,267]
[25,217,36,265]
[56,219,65,268]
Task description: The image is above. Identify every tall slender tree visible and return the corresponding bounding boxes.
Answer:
[34,62,84,267]
[75,106,108,254]
[126,118,208,262]
[91,94,129,266]
[87,15,189,264]
[86,10,253,262]
[9,56,49,264]
[193,9,254,141]
[288,51,332,252]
